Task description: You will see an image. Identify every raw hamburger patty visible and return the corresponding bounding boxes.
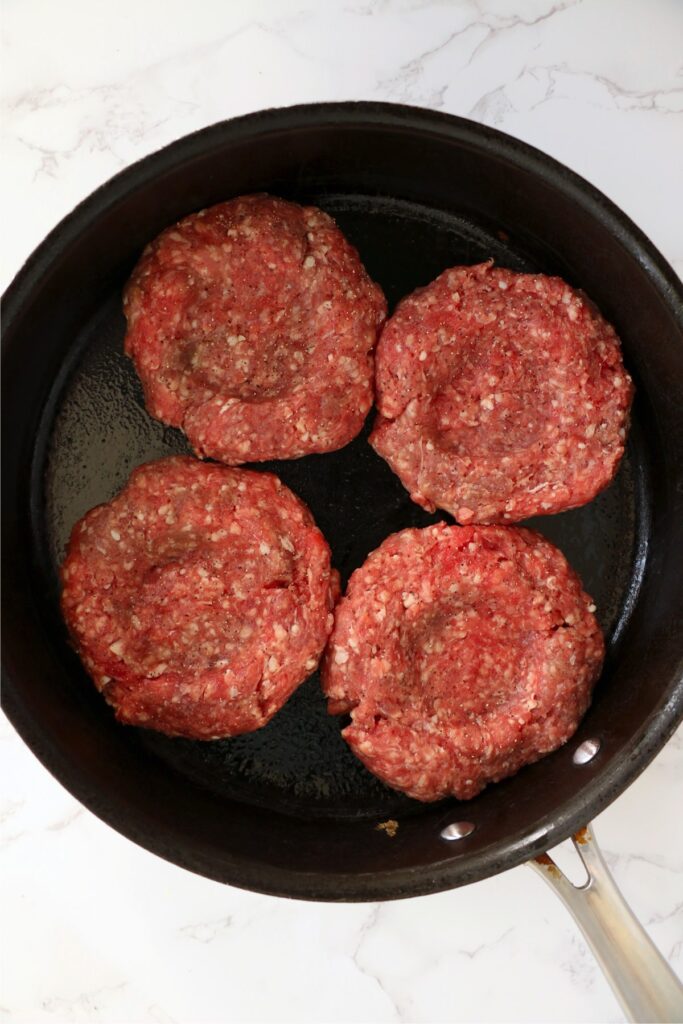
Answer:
[124,194,386,463]
[60,456,338,739]
[322,523,603,801]
[370,263,633,524]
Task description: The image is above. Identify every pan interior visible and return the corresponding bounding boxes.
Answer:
[37,193,647,821]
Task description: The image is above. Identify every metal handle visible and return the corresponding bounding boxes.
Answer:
[530,823,683,1023]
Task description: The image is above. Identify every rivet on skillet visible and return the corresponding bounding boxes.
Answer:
[573,738,601,765]
[440,821,475,841]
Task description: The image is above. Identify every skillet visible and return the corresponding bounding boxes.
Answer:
[2,102,683,1020]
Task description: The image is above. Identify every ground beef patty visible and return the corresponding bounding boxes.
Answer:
[60,457,338,739]
[322,524,603,801]
[124,194,386,463]
[370,263,633,524]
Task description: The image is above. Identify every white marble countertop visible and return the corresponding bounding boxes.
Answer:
[2,2,682,1021]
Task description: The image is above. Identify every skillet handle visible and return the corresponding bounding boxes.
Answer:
[530,823,683,1023]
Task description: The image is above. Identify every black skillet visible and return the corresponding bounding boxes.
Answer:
[2,103,683,1021]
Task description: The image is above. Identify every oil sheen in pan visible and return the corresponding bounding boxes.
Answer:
[37,194,649,820]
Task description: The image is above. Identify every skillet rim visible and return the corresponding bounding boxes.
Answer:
[2,101,683,901]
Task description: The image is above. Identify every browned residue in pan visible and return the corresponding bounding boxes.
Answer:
[375,819,399,838]
[574,826,590,845]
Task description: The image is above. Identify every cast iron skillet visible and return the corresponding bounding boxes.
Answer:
[2,103,683,1016]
